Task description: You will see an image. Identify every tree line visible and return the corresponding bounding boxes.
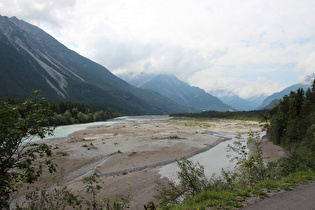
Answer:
[3,95,120,126]
[154,79,315,209]
[1,84,315,209]
[170,80,315,173]
[48,100,119,125]
[267,79,315,173]
[170,109,268,121]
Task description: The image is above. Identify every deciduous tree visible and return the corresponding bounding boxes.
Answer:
[0,91,56,208]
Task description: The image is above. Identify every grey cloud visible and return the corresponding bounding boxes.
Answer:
[16,0,76,27]
[91,39,155,70]
[91,38,228,81]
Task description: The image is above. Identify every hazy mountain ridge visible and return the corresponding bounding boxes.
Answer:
[258,83,311,109]
[125,74,232,111]
[2,16,312,114]
[209,82,314,111]
[218,95,259,111]
[121,73,156,87]
[0,16,192,114]
[208,89,265,111]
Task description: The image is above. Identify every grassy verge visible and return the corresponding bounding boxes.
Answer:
[155,132,315,210]
[166,171,315,210]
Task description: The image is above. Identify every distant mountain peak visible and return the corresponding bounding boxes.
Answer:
[0,16,193,114]
[208,89,267,111]
[125,73,232,111]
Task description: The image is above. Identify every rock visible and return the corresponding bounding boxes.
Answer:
[144,201,155,210]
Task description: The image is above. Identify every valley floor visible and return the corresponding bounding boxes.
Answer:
[11,118,288,209]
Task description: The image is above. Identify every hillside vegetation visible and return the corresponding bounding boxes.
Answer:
[0,16,193,115]
[3,94,120,126]
[267,80,315,173]
[1,79,315,209]
[155,79,315,209]
[170,110,267,121]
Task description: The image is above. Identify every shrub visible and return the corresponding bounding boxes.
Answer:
[17,167,131,210]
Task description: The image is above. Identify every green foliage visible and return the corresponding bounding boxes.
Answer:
[174,190,244,210]
[158,80,315,209]
[17,167,131,210]
[49,100,119,126]
[0,90,56,209]
[280,170,315,184]
[157,131,315,209]
[154,179,183,207]
[4,98,120,126]
[82,168,104,209]
[166,170,315,210]
[156,132,283,209]
[80,167,131,210]
[165,120,213,128]
[267,79,315,172]
[170,110,268,121]
[17,187,83,210]
[279,150,315,176]
[155,158,210,208]
[176,158,209,197]
[227,132,280,187]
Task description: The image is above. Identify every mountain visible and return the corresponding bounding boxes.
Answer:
[126,74,232,111]
[218,95,259,111]
[121,73,156,87]
[208,89,263,111]
[247,95,268,107]
[0,16,193,114]
[258,83,311,109]
[262,99,279,110]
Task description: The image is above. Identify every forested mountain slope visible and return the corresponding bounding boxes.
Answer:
[0,16,192,114]
[258,83,311,110]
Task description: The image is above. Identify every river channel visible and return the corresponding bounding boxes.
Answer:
[35,115,256,180]
[32,115,170,141]
[159,131,250,183]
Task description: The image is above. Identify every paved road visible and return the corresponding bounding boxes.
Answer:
[243,181,315,210]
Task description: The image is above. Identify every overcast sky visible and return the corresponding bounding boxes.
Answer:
[2,0,315,99]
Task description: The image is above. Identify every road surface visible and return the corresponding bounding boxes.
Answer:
[243,181,315,210]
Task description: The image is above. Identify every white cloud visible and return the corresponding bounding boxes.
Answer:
[1,0,315,97]
[1,0,75,28]
[298,51,315,74]
[297,51,315,83]
[188,70,283,98]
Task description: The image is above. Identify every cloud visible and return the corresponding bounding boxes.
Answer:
[1,0,315,98]
[188,70,283,98]
[1,0,75,28]
[111,43,228,81]
[297,51,315,82]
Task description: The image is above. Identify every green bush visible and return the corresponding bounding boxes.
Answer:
[0,91,56,208]
[17,168,131,210]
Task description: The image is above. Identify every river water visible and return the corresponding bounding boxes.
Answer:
[32,115,171,141]
[158,131,250,183]
[34,115,256,181]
